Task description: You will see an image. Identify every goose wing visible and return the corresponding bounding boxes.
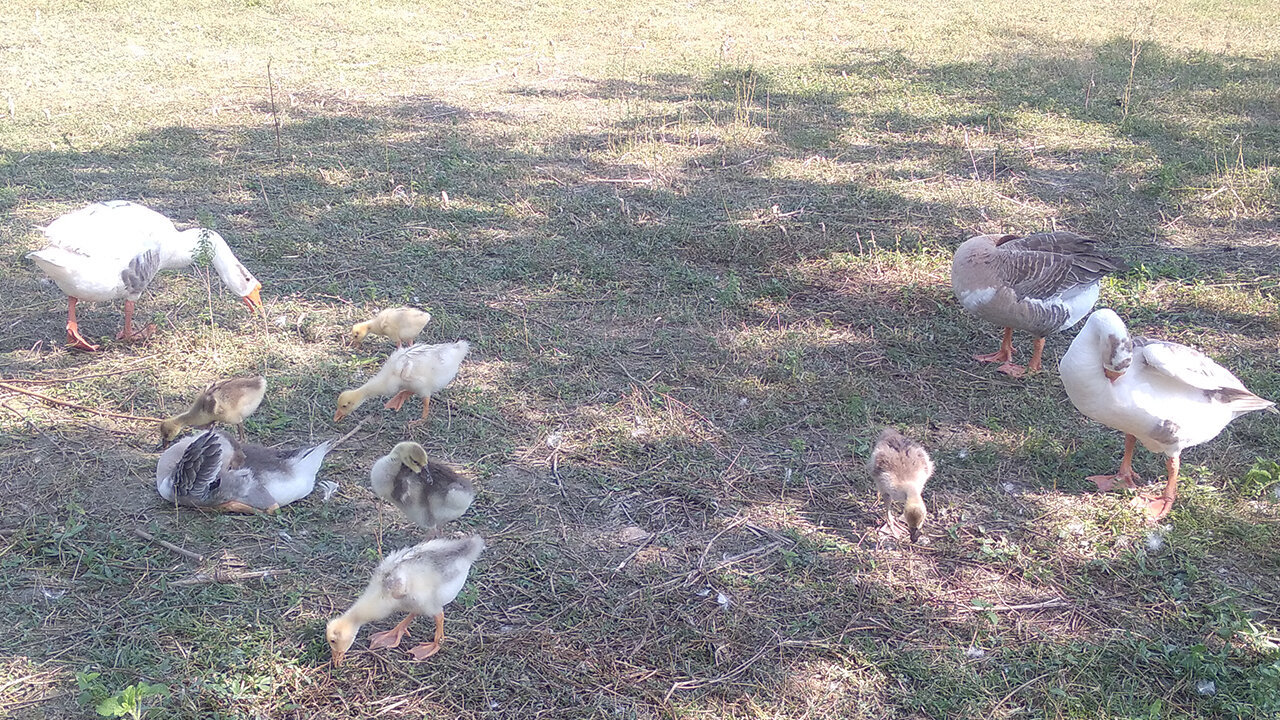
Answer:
[1137,339,1246,391]
[393,341,469,384]
[378,544,431,600]
[190,382,221,416]
[995,232,1120,300]
[119,247,163,297]
[393,344,438,377]
[171,430,226,500]
[40,201,173,261]
[205,377,266,417]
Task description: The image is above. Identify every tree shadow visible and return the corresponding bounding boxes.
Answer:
[1,30,1279,720]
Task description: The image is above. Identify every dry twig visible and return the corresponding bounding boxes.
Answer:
[133,527,205,563]
[957,597,1069,613]
[0,382,165,423]
[172,569,288,587]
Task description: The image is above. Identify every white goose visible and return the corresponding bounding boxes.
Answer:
[27,201,263,351]
[952,231,1120,376]
[1059,309,1275,520]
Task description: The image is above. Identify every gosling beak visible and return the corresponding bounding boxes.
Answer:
[333,409,346,422]
[241,283,264,314]
[1103,368,1123,383]
[347,334,363,348]
[155,438,170,452]
[908,526,921,543]
[330,649,344,667]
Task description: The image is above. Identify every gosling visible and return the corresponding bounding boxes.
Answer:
[867,427,934,542]
[371,442,475,536]
[157,376,267,449]
[349,307,432,348]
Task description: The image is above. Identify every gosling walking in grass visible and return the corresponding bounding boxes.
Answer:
[868,428,934,542]
[158,376,267,449]
[326,534,485,665]
[333,340,470,426]
[349,307,432,348]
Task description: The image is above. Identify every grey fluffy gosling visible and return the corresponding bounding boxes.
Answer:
[867,428,934,542]
[370,442,476,536]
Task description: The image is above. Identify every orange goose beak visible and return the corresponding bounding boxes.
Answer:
[241,283,264,314]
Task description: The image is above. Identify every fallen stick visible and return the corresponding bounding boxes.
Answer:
[584,177,653,184]
[133,527,204,563]
[959,597,1069,613]
[172,569,288,587]
[329,417,367,450]
[0,361,153,386]
[612,533,655,573]
[0,382,165,423]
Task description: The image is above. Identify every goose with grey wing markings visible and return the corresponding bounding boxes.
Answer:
[27,201,264,351]
[155,429,331,513]
[1059,308,1276,521]
[951,231,1121,377]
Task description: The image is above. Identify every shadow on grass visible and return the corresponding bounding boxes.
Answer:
[1,32,1278,720]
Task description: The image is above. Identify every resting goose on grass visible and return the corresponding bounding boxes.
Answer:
[1059,308,1276,521]
[27,201,263,351]
[155,429,331,513]
[951,231,1120,377]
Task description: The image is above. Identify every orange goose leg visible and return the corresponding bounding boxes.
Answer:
[384,390,415,411]
[1138,454,1180,522]
[369,614,416,650]
[1025,336,1047,374]
[406,612,445,660]
[216,500,267,514]
[1089,434,1141,492]
[115,299,156,342]
[65,297,100,352]
[974,327,1026,376]
[407,396,431,428]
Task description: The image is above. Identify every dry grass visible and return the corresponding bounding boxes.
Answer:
[2,0,1279,718]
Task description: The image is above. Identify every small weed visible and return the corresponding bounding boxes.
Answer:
[717,271,743,307]
[76,673,166,720]
[1236,459,1280,499]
